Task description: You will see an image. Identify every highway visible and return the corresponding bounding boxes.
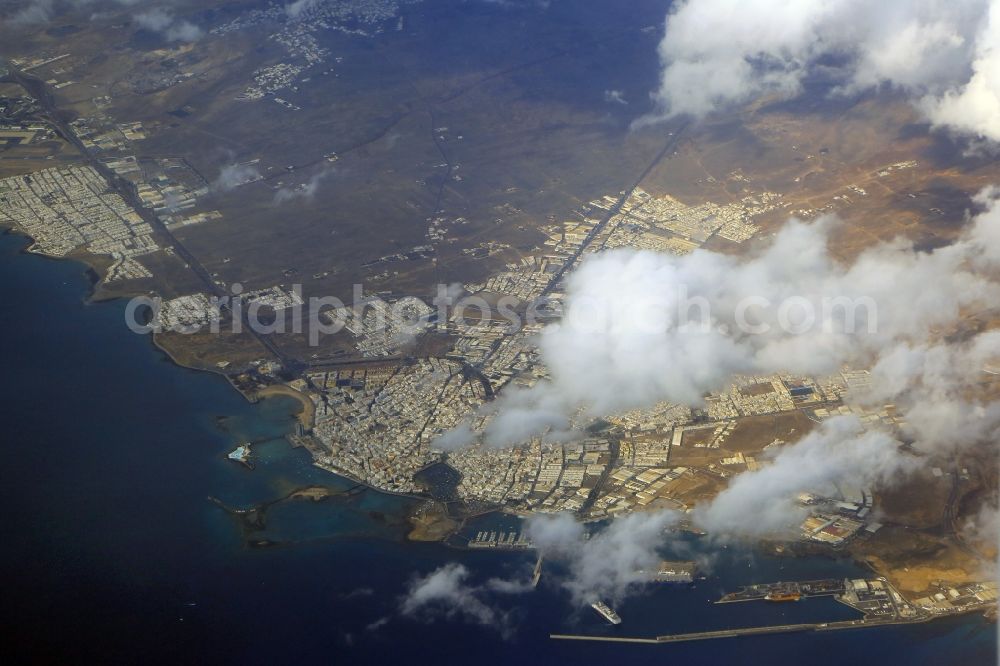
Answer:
[540,120,689,298]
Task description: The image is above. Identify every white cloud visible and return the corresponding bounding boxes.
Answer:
[470,194,1000,448]
[454,194,1000,560]
[963,499,1000,547]
[448,194,1000,553]
[969,187,1000,266]
[7,0,54,25]
[694,415,914,536]
[213,163,262,192]
[525,510,678,605]
[401,563,497,624]
[508,419,912,606]
[922,2,1000,141]
[285,0,322,19]
[648,0,1000,142]
[164,19,202,42]
[399,563,530,636]
[273,169,333,205]
[434,421,476,451]
[604,89,628,105]
[134,7,172,31]
[862,332,1000,451]
[399,512,677,628]
[134,7,202,42]
[4,0,162,26]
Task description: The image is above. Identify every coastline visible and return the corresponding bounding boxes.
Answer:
[0,225,455,536]
[0,227,994,664]
[0,226,278,390]
[0,225,526,529]
[1,226,123,302]
[254,383,315,429]
[0,227,991,595]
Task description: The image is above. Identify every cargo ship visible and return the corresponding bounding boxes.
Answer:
[764,590,801,602]
[591,600,622,625]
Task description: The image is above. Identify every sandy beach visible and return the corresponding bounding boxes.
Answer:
[255,383,315,429]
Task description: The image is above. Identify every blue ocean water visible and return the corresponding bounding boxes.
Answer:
[0,229,995,664]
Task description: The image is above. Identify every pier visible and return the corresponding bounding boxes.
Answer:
[716,578,845,603]
[550,576,994,645]
[467,529,533,550]
[551,615,932,645]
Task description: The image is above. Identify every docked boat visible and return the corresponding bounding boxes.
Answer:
[591,600,622,624]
